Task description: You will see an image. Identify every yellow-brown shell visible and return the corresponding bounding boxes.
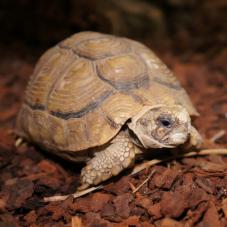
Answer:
[16,31,198,155]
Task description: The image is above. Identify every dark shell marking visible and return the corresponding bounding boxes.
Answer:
[50,90,114,119]
[25,34,184,121]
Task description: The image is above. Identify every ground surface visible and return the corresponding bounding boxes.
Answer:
[0,42,227,227]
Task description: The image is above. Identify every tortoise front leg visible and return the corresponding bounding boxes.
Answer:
[188,126,203,148]
[78,131,142,190]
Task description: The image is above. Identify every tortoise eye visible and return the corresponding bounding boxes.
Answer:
[158,117,173,128]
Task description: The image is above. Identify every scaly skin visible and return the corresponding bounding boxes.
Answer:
[189,126,203,148]
[78,131,142,190]
[78,111,203,190]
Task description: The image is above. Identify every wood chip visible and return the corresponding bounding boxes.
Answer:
[221,198,227,218]
[71,216,83,227]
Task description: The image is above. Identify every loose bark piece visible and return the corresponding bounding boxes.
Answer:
[71,216,83,227]
[160,218,183,227]
[113,193,133,219]
[71,192,112,213]
[200,201,221,227]
[221,198,227,218]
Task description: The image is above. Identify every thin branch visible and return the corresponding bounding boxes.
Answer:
[15,137,24,147]
[210,130,226,143]
[43,185,103,202]
[130,148,227,175]
[132,169,156,193]
[44,148,227,202]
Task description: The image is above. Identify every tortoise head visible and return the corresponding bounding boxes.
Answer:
[128,105,191,148]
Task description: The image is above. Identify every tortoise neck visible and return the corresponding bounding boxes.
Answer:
[126,127,144,149]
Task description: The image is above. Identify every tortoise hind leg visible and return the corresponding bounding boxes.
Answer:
[78,131,141,190]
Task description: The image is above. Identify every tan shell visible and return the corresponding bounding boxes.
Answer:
[16,31,198,157]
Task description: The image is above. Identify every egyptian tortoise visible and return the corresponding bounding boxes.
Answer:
[16,31,203,190]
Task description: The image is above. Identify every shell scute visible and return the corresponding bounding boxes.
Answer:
[96,54,148,91]
[47,58,114,115]
[60,32,130,60]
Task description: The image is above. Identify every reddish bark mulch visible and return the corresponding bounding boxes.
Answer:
[0,46,227,227]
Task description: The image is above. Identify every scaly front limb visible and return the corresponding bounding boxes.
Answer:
[78,131,142,190]
[189,126,203,148]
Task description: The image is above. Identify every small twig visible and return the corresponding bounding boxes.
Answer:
[132,169,156,193]
[130,159,164,176]
[130,148,227,175]
[15,137,24,147]
[210,130,226,143]
[183,148,227,157]
[43,185,103,202]
[128,182,136,191]
[44,148,227,202]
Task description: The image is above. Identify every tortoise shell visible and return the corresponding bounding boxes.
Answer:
[16,31,198,157]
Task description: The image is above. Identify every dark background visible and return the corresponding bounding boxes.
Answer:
[1,0,227,57]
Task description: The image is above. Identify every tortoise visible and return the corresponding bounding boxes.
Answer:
[16,31,203,190]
